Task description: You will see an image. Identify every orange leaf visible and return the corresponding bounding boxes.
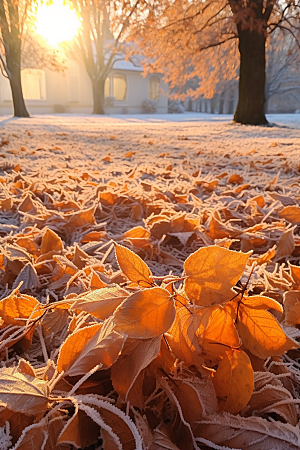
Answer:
[166,307,203,369]
[58,407,100,448]
[0,290,41,327]
[184,246,250,306]
[203,305,240,349]
[40,228,63,254]
[173,380,203,427]
[111,337,161,398]
[57,320,125,376]
[212,349,254,414]
[237,303,297,358]
[283,291,300,326]
[279,206,300,224]
[73,286,129,321]
[113,287,175,339]
[115,244,153,287]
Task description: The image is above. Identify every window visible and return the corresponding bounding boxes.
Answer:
[21,69,46,100]
[149,76,160,101]
[104,73,127,102]
[113,74,126,101]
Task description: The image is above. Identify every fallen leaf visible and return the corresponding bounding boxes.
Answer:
[212,349,254,413]
[115,244,153,287]
[113,287,175,339]
[184,246,250,306]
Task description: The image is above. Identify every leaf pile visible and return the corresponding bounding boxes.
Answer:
[0,148,300,449]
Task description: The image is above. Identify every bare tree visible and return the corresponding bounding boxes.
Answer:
[0,0,31,117]
[0,0,65,117]
[70,0,140,114]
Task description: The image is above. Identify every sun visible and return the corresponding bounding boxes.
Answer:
[35,0,81,46]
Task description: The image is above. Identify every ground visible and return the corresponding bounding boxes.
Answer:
[1,112,300,284]
[1,113,300,450]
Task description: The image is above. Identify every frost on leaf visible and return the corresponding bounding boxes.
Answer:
[195,414,300,449]
[0,368,49,416]
[71,285,129,320]
[184,246,250,306]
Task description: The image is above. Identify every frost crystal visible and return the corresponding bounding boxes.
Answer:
[0,422,12,450]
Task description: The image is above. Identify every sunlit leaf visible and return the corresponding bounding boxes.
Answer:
[184,246,250,306]
[212,349,254,414]
[166,307,203,369]
[113,287,175,339]
[40,228,63,254]
[72,286,129,321]
[237,303,298,358]
[57,320,125,376]
[115,244,153,287]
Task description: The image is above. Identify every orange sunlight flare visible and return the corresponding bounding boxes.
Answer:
[35,0,81,46]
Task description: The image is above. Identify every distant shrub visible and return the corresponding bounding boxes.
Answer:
[143,99,158,113]
[105,96,115,107]
[168,100,185,114]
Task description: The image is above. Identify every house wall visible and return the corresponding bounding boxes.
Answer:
[0,59,169,115]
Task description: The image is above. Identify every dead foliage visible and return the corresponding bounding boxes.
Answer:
[0,156,300,450]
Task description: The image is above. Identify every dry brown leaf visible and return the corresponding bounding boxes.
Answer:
[0,368,49,415]
[276,228,295,259]
[283,291,300,326]
[173,381,204,428]
[58,408,100,448]
[195,414,300,449]
[247,373,298,425]
[279,206,300,224]
[151,427,181,450]
[40,228,63,254]
[13,419,48,450]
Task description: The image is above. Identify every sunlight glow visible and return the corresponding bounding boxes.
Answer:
[35,0,81,46]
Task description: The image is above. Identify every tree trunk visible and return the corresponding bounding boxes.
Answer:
[92,78,105,114]
[234,29,268,125]
[6,41,29,118]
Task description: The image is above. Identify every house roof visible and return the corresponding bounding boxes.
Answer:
[112,59,143,72]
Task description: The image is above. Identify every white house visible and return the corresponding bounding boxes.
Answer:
[0,57,169,115]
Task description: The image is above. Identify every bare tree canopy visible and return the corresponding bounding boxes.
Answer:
[0,0,65,117]
[70,0,140,114]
